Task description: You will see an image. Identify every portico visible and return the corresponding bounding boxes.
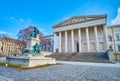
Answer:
[53,15,109,53]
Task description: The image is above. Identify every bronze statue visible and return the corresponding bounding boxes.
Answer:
[30,27,39,38]
[33,43,40,54]
[24,27,41,55]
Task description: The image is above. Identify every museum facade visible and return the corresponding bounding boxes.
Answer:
[53,14,109,53]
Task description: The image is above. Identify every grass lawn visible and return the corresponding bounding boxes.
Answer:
[0,62,59,70]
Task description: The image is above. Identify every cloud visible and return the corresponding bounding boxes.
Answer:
[0,31,12,36]
[4,16,48,36]
[19,18,25,22]
[111,7,120,25]
[63,16,69,20]
[5,16,32,27]
[9,17,15,20]
[39,28,49,35]
[18,18,32,24]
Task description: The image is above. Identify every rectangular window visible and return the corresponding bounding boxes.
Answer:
[109,46,112,49]
[108,36,112,41]
[116,34,120,40]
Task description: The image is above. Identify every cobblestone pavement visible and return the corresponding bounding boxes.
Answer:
[0,64,120,81]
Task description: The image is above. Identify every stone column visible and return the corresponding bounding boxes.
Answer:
[65,31,67,52]
[112,34,114,49]
[94,26,99,52]
[53,32,56,52]
[59,32,61,52]
[78,28,82,52]
[103,25,109,50]
[71,29,74,52]
[86,27,90,52]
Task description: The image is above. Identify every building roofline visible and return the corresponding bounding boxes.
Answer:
[2,36,25,44]
[53,14,107,28]
[107,24,120,28]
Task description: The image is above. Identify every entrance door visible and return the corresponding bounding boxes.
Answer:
[77,43,79,52]
[91,43,95,52]
[84,43,87,52]
[99,43,103,51]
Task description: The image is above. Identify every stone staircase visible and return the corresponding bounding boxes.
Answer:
[47,52,110,63]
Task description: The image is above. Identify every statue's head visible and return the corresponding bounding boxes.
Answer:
[33,27,36,31]
[34,27,39,34]
[36,43,39,46]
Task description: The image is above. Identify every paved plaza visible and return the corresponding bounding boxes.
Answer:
[0,63,120,81]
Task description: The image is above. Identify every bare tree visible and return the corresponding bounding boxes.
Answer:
[17,26,44,42]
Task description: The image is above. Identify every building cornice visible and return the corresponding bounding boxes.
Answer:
[53,14,107,29]
[54,18,106,32]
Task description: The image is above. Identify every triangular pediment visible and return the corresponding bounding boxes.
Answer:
[53,14,107,28]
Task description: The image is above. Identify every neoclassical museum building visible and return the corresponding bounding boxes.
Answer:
[53,14,109,53]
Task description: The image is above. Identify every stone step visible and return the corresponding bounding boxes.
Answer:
[47,52,110,63]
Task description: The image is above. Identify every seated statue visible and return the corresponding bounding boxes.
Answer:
[33,43,41,54]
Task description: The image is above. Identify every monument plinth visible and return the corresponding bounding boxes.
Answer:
[6,27,56,67]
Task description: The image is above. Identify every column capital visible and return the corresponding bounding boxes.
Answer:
[94,25,97,28]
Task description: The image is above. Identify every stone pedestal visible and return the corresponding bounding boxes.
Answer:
[6,55,56,67]
[26,35,40,50]
[6,27,56,67]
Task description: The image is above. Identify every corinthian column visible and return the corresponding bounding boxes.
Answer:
[78,28,82,52]
[53,32,56,52]
[65,31,67,52]
[103,25,109,50]
[71,29,74,52]
[94,26,99,52]
[59,32,61,52]
[86,27,90,52]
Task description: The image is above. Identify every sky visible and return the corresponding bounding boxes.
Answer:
[0,0,120,38]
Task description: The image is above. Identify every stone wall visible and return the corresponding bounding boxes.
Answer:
[6,55,56,67]
[116,53,120,61]
[107,50,120,62]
